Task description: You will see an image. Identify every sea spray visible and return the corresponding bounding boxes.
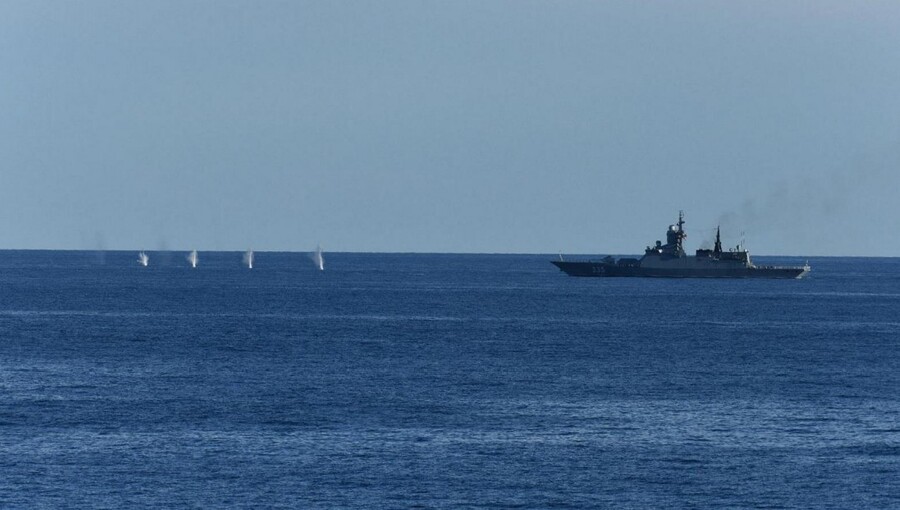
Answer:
[311,245,324,271]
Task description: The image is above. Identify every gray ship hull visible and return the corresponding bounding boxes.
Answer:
[551,261,808,279]
[553,212,810,279]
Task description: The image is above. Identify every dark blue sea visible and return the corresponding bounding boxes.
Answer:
[1,251,898,508]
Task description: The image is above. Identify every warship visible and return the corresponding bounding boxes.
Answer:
[552,212,810,279]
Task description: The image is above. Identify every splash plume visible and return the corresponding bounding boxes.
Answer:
[311,244,324,271]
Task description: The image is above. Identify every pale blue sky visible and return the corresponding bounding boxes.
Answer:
[1,1,898,255]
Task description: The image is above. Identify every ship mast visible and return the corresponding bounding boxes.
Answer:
[675,210,686,255]
[714,225,722,255]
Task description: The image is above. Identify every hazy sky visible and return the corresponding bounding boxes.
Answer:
[2,1,898,255]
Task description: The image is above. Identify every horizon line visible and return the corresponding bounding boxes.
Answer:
[0,248,892,259]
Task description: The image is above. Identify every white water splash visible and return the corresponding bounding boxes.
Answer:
[187,250,198,268]
[138,252,149,267]
[311,244,324,271]
[243,249,254,269]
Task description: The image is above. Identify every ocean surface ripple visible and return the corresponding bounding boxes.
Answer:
[0,252,898,508]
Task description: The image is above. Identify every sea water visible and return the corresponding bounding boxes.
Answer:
[0,251,897,508]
